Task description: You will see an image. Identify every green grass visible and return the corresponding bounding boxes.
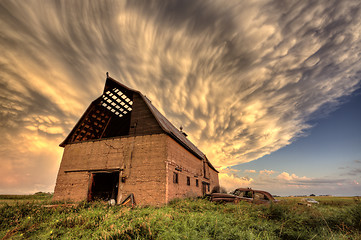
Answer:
[0,195,360,239]
[0,192,53,206]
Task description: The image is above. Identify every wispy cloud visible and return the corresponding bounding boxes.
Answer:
[245,169,257,173]
[339,160,361,177]
[220,170,360,195]
[260,169,275,175]
[346,168,361,176]
[1,0,361,193]
[219,167,240,174]
[277,172,310,181]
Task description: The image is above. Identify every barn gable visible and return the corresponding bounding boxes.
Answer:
[60,76,217,172]
[60,77,163,147]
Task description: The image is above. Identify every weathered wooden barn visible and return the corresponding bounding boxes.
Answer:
[53,75,219,205]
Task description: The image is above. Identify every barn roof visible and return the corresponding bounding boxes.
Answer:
[61,75,218,172]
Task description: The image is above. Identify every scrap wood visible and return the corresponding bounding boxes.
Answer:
[120,193,135,207]
[2,225,19,240]
[43,203,78,208]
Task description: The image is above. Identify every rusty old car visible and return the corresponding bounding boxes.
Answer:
[209,188,278,204]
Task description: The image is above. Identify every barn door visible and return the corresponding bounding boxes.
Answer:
[88,172,119,201]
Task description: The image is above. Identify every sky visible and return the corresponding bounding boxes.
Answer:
[0,0,360,196]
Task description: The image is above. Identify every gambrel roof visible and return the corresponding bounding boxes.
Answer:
[60,76,218,172]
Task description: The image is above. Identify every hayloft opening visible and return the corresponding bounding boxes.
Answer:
[88,172,119,202]
[62,82,134,146]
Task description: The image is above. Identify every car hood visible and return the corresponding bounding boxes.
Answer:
[211,193,238,198]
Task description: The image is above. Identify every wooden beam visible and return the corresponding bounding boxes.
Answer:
[64,168,123,173]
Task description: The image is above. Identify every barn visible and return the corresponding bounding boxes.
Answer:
[53,74,219,205]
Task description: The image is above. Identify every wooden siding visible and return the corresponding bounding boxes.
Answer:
[129,93,163,136]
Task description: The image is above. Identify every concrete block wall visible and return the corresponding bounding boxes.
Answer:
[53,134,168,205]
[56,139,126,172]
[53,133,219,205]
[165,137,219,202]
[53,171,89,202]
[209,168,220,192]
[53,137,128,202]
[119,134,167,206]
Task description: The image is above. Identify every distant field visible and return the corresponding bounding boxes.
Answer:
[0,193,53,206]
[1,194,360,239]
[276,196,359,206]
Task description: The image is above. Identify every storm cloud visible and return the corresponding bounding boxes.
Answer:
[1,0,361,193]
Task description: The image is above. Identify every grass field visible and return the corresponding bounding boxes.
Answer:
[1,194,360,239]
[0,193,53,206]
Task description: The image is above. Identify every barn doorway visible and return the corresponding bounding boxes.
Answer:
[88,172,119,202]
[202,182,210,195]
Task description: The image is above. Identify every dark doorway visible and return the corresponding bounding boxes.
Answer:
[202,182,210,195]
[88,172,119,201]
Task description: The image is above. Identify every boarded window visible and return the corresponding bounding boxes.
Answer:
[173,172,178,184]
[187,176,190,186]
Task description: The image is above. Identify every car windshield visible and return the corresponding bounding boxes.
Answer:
[233,189,241,196]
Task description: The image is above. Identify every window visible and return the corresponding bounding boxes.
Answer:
[173,172,178,184]
[187,176,190,186]
[196,179,199,187]
[233,189,242,196]
[254,192,269,201]
[245,191,252,198]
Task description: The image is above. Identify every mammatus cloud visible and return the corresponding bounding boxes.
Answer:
[0,0,361,193]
